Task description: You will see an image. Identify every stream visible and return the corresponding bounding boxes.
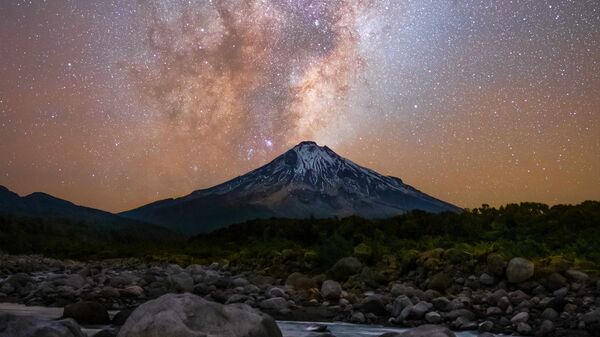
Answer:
[0,302,485,337]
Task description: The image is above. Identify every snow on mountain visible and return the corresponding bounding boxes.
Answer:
[121,141,462,234]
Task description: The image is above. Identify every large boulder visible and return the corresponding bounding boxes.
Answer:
[285,272,316,290]
[328,257,362,281]
[506,258,534,283]
[63,301,110,324]
[117,293,282,337]
[321,280,342,300]
[0,313,86,337]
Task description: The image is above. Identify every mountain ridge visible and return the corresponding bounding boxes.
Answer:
[121,141,462,234]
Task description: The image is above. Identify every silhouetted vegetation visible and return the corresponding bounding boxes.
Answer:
[1,201,599,272]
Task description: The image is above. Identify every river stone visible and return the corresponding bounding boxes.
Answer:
[321,280,342,300]
[506,258,534,283]
[63,301,110,324]
[64,274,87,289]
[487,254,506,276]
[428,273,453,292]
[358,295,387,316]
[170,272,194,293]
[0,313,86,337]
[260,297,288,311]
[328,257,362,281]
[286,272,316,290]
[117,293,282,337]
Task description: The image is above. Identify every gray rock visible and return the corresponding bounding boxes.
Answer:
[541,308,559,320]
[350,311,365,323]
[516,322,532,335]
[392,295,413,316]
[546,273,567,291]
[411,301,433,319]
[170,272,194,293]
[328,257,362,281]
[511,311,529,324]
[267,287,287,298]
[64,274,87,289]
[358,295,387,316]
[479,273,495,286]
[120,285,144,297]
[565,269,589,283]
[538,320,555,336]
[0,313,86,337]
[553,287,568,298]
[260,297,288,311]
[478,320,493,332]
[582,309,600,325]
[486,306,502,316]
[506,258,534,283]
[321,280,342,300]
[425,311,443,324]
[117,293,281,337]
[432,297,451,311]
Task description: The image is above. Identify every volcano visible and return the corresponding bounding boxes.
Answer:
[121,141,462,234]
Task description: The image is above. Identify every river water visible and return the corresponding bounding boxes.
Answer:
[0,303,484,337]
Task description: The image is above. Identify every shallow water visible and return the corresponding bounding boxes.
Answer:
[278,320,484,337]
[0,303,485,337]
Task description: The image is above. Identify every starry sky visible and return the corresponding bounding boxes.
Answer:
[1,0,599,212]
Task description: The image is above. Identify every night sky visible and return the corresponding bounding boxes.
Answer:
[1,0,599,212]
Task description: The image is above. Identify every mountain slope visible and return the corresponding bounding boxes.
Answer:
[0,186,178,240]
[122,141,462,234]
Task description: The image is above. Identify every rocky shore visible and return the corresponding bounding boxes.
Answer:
[1,252,599,337]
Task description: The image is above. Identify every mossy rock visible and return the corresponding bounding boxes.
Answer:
[418,248,445,264]
[327,256,363,282]
[354,243,373,261]
[286,272,316,290]
[444,248,470,264]
[428,272,453,292]
[487,253,507,276]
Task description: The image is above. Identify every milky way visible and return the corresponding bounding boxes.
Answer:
[0,1,599,212]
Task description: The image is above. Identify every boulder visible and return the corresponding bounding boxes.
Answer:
[169,272,194,293]
[0,313,86,337]
[486,253,507,276]
[320,280,342,300]
[112,309,134,325]
[546,273,567,291]
[566,269,590,283]
[425,311,443,324]
[428,272,453,292]
[506,258,534,283]
[286,272,316,290]
[358,295,387,316]
[328,257,362,281]
[479,273,495,286]
[260,297,288,312]
[511,311,529,324]
[63,301,110,324]
[391,295,413,316]
[117,293,282,337]
[64,274,87,289]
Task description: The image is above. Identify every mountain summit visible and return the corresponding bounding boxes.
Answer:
[122,141,462,234]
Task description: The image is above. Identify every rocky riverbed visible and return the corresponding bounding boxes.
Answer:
[0,253,599,336]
